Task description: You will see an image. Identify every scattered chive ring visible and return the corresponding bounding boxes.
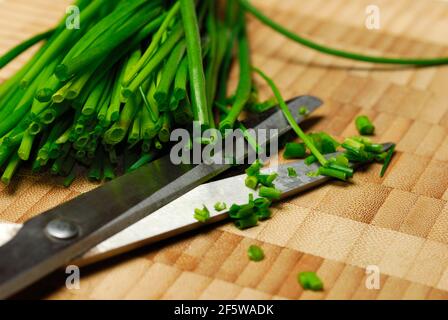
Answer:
[234,214,258,230]
[214,202,227,212]
[298,106,309,116]
[355,115,375,136]
[245,175,259,190]
[297,271,324,291]
[287,167,297,177]
[304,155,317,166]
[245,159,263,176]
[283,142,306,159]
[194,205,210,223]
[259,186,282,200]
[247,245,265,262]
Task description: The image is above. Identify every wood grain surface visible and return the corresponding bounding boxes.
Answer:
[1,0,448,300]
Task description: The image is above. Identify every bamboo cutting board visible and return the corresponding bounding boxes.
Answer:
[1,0,448,300]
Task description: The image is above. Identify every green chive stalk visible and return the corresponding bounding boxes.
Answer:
[219,10,252,133]
[180,0,210,130]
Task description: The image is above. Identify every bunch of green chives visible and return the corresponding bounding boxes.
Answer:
[0,0,434,186]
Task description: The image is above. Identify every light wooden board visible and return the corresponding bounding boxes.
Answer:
[1,0,448,300]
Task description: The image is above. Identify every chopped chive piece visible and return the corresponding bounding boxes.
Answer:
[365,143,383,154]
[308,132,339,154]
[241,0,448,66]
[257,173,278,187]
[234,214,258,230]
[351,136,372,145]
[355,115,375,136]
[194,205,210,223]
[214,202,227,212]
[254,197,271,210]
[287,167,297,177]
[229,202,255,219]
[342,137,365,153]
[298,272,324,291]
[256,208,272,220]
[329,154,349,167]
[318,166,347,181]
[307,170,320,178]
[326,163,353,177]
[304,155,317,166]
[245,159,263,176]
[283,142,306,159]
[380,144,395,178]
[259,186,282,200]
[245,175,259,190]
[298,106,309,116]
[247,245,265,262]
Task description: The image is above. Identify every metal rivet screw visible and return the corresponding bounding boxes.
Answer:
[45,219,79,240]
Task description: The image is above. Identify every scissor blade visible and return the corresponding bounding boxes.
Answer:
[2,144,393,267]
[0,95,322,299]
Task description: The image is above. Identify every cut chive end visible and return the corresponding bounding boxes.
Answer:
[248,245,265,262]
[298,271,324,291]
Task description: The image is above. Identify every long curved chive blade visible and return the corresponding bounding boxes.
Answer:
[240,0,448,66]
[247,245,264,262]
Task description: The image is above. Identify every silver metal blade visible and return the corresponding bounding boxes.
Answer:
[0,95,322,299]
